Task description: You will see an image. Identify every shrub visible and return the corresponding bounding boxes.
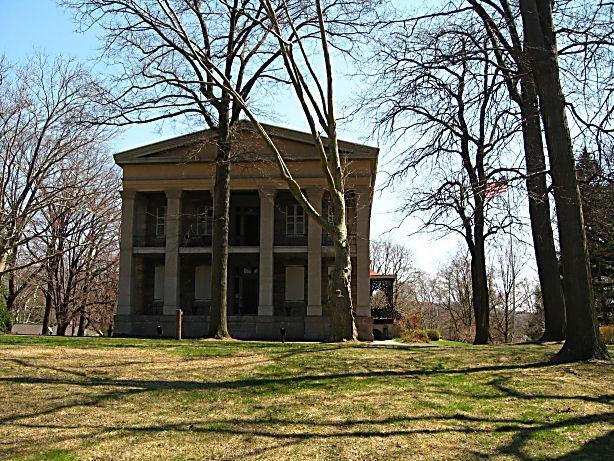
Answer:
[400,329,431,343]
[425,329,441,341]
[600,325,614,345]
[0,285,12,334]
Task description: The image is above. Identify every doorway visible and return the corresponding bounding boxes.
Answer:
[232,265,259,315]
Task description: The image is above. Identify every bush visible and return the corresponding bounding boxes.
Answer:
[400,329,431,343]
[600,325,614,345]
[425,329,441,341]
[0,286,12,334]
[398,313,423,331]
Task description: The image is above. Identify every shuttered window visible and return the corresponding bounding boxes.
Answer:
[154,265,165,301]
[285,266,305,301]
[194,265,212,301]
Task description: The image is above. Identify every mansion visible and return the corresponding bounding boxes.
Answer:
[114,123,378,340]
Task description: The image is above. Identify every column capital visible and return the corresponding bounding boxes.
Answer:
[258,187,276,200]
[165,189,182,200]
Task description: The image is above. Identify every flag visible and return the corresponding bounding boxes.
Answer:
[484,180,508,199]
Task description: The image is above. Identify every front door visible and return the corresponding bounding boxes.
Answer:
[233,266,259,315]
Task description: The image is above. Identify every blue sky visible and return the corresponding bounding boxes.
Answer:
[0,0,462,273]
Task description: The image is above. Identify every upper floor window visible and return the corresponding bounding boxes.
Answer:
[155,206,166,237]
[196,206,213,236]
[326,202,334,225]
[286,204,305,236]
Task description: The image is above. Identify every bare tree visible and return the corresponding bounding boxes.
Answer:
[0,54,112,285]
[490,241,533,343]
[520,0,609,361]
[38,155,120,335]
[436,249,474,342]
[62,0,294,338]
[370,238,414,306]
[363,19,519,344]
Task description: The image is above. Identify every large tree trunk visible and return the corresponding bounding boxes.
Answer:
[520,0,608,361]
[207,101,231,339]
[471,238,490,345]
[519,76,567,341]
[329,191,357,341]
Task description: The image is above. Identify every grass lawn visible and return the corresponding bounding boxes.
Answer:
[0,336,612,461]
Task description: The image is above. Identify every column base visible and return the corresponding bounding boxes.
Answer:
[306,304,322,316]
[354,316,374,341]
[258,305,274,316]
[163,304,178,316]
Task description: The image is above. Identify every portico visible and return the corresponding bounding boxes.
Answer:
[114,123,378,340]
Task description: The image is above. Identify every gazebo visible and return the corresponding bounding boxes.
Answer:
[369,270,399,339]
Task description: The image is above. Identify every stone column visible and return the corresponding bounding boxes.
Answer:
[258,188,275,316]
[163,190,182,316]
[117,190,136,315]
[306,188,324,316]
[355,187,372,318]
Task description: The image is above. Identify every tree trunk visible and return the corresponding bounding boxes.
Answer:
[329,192,357,341]
[77,308,86,337]
[519,76,567,341]
[471,239,490,344]
[41,287,52,335]
[6,271,16,313]
[520,0,608,361]
[207,101,231,339]
[57,320,68,336]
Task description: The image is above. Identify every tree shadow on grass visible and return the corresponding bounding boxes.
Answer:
[548,430,613,460]
[2,353,612,460]
[7,411,614,460]
[0,358,557,423]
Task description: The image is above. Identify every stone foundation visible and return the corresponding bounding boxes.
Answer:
[114,314,348,341]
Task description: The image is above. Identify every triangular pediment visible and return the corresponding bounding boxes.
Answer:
[114,122,378,166]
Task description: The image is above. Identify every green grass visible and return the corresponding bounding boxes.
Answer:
[0,336,612,461]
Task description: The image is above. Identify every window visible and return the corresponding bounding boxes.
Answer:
[196,206,213,236]
[194,265,211,301]
[326,202,334,225]
[155,206,166,237]
[285,266,305,301]
[285,204,305,236]
[154,265,165,301]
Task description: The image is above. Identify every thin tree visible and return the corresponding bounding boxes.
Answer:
[38,157,119,336]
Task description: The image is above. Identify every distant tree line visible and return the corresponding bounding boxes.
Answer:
[0,54,119,335]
